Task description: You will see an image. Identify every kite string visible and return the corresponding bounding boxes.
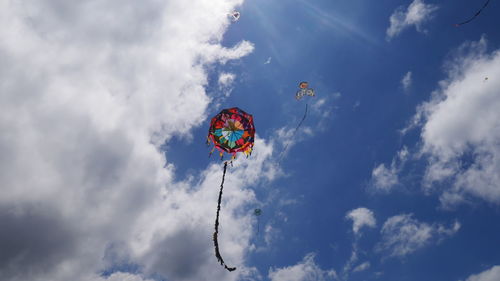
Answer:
[277,103,308,164]
[213,161,236,272]
[256,217,260,234]
[455,0,491,26]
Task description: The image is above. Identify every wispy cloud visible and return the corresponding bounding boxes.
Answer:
[217,72,236,97]
[386,0,438,40]
[218,72,235,87]
[342,208,375,279]
[371,147,409,192]
[401,71,413,92]
[352,262,370,273]
[377,214,460,258]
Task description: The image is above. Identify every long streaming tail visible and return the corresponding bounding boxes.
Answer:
[213,162,236,272]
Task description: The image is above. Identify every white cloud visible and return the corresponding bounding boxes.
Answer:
[371,146,409,192]
[464,266,500,281]
[405,36,500,207]
[274,93,338,162]
[268,254,337,281]
[342,208,375,279]
[352,261,370,273]
[0,0,270,281]
[218,72,236,87]
[372,164,399,191]
[401,71,413,91]
[378,214,460,258]
[386,0,438,40]
[93,273,155,281]
[218,72,236,97]
[345,208,376,235]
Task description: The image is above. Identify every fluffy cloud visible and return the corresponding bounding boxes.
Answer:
[378,214,460,258]
[407,36,500,207]
[345,207,376,235]
[218,72,236,87]
[0,0,272,280]
[386,0,438,40]
[268,254,337,281]
[371,147,409,192]
[464,266,500,281]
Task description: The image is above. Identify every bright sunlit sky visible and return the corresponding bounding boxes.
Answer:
[1,0,500,281]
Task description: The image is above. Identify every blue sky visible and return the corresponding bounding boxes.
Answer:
[170,0,500,280]
[1,0,500,281]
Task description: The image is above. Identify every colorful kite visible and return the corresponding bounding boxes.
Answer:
[455,0,491,27]
[207,107,255,272]
[278,82,315,163]
[207,107,255,160]
[295,81,315,100]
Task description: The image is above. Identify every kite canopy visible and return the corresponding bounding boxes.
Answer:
[254,208,262,216]
[207,107,255,159]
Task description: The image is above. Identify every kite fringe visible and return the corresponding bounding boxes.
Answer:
[213,162,236,272]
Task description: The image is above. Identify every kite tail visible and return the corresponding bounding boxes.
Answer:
[213,162,237,272]
[277,103,308,164]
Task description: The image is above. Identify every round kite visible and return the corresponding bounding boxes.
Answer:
[207,107,255,160]
[207,107,255,273]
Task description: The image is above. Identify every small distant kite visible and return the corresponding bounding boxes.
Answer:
[276,82,316,163]
[455,0,491,27]
[295,81,315,100]
[254,208,262,233]
[207,107,255,272]
[228,11,240,22]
